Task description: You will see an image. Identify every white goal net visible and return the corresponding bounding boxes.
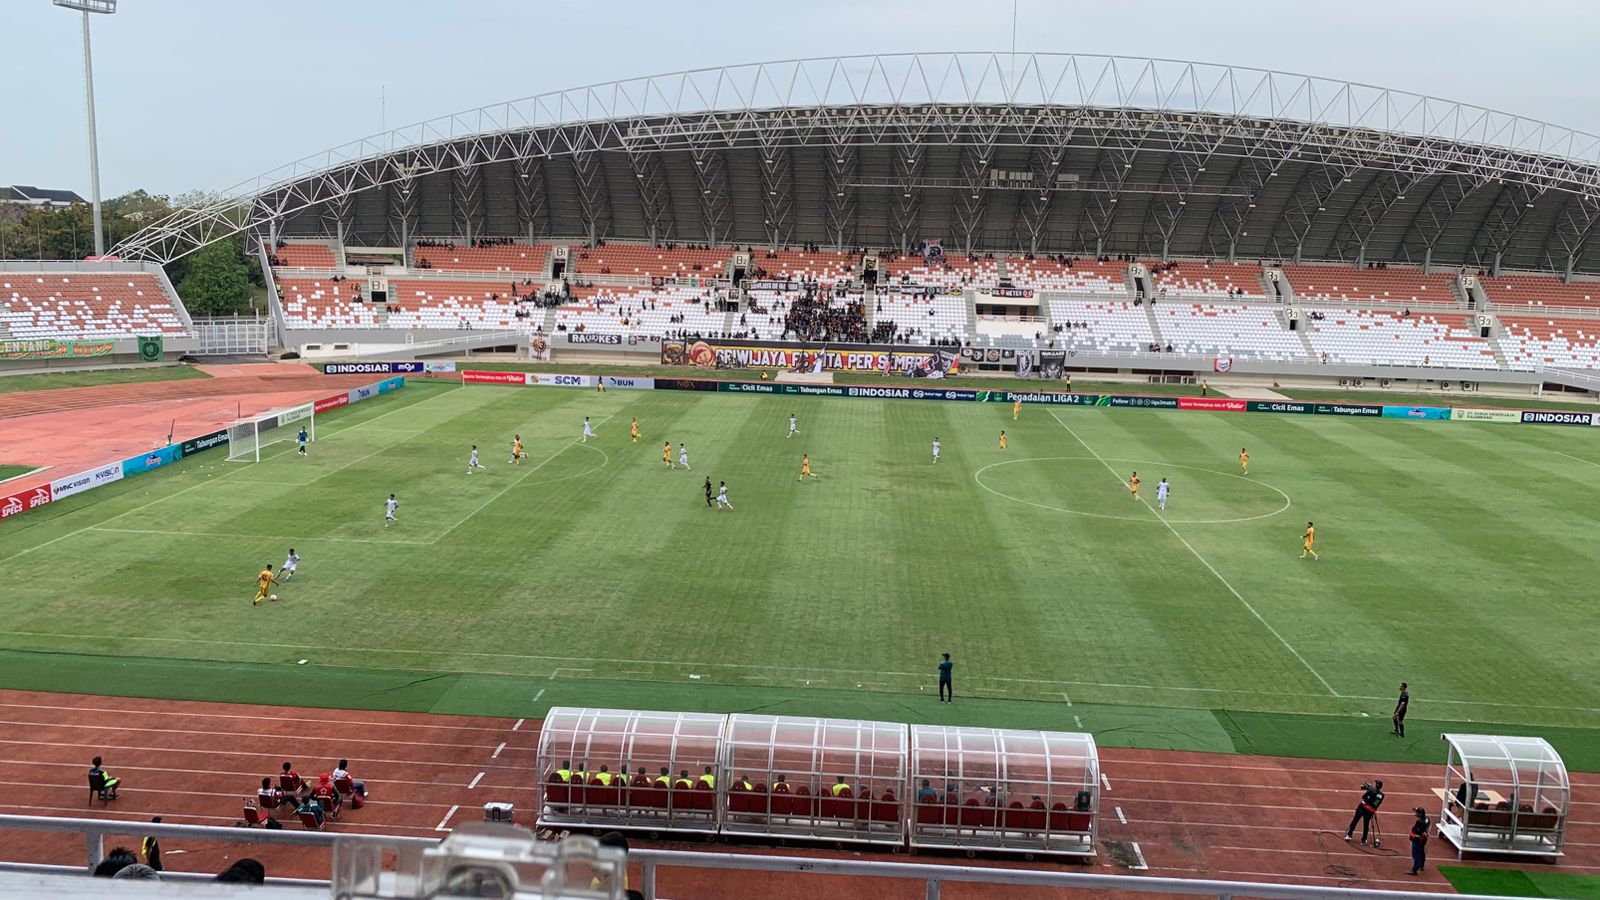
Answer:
[226,402,315,462]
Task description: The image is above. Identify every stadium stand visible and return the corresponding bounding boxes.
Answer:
[1009,258,1128,295]
[752,249,856,284]
[552,285,725,337]
[571,244,730,279]
[1046,299,1156,353]
[386,280,523,329]
[883,256,997,291]
[1155,304,1306,361]
[276,279,380,329]
[1483,273,1600,311]
[411,242,553,275]
[1,272,190,339]
[874,292,970,343]
[1498,316,1600,370]
[1283,264,1459,306]
[267,242,336,271]
[1149,261,1266,300]
[1303,309,1498,368]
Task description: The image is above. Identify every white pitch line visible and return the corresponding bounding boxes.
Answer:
[431,414,616,544]
[1048,411,1340,698]
[531,690,545,704]
[468,772,484,790]
[512,718,525,731]
[1073,715,1083,729]
[1129,841,1149,871]
[1101,773,1111,791]
[491,742,506,759]
[89,526,428,546]
[435,804,459,832]
[1116,806,1128,825]
[1555,450,1600,469]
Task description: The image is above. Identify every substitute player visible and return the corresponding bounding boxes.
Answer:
[1300,521,1319,559]
[630,418,639,443]
[582,417,594,442]
[799,453,816,481]
[715,481,734,511]
[385,494,399,527]
[1129,471,1141,500]
[999,430,1007,450]
[663,440,673,469]
[1013,398,1021,420]
[253,563,276,606]
[1156,477,1170,510]
[469,445,486,474]
[282,548,300,581]
[788,413,798,438]
[1240,447,1249,475]
[932,437,941,464]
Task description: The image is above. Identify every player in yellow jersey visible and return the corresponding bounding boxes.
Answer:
[799,453,816,481]
[1129,471,1140,499]
[511,435,525,465]
[1013,398,1021,420]
[630,418,639,443]
[1300,522,1319,559]
[999,430,1007,450]
[663,441,673,469]
[596,377,606,393]
[1240,447,1249,475]
[253,563,276,606]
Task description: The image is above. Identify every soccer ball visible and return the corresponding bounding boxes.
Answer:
[269,594,278,601]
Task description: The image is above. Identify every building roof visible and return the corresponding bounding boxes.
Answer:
[4,185,88,204]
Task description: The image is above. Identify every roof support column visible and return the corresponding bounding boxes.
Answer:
[627,148,676,246]
[570,150,613,246]
[758,141,795,248]
[690,147,732,247]
[512,156,549,243]
[824,141,858,253]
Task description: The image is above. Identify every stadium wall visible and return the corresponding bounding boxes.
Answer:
[0,376,405,526]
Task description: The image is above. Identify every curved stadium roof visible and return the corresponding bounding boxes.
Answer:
[113,52,1600,274]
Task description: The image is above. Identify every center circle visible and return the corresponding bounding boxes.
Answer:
[974,456,1292,524]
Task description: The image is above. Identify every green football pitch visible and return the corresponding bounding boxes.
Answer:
[3,378,1600,763]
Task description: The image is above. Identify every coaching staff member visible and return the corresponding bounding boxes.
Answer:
[937,653,953,703]
[1345,779,1384,844]
[1408,806,1431,876]
[1393,682,1409,737]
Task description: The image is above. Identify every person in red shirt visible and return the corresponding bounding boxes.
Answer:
[312,773,342,818]
[280,761,307,799]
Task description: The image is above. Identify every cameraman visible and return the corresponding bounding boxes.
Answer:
[1345,779,1384,844]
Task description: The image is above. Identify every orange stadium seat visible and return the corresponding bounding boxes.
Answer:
[1484,273,1600,311]
[1283,264,1460,306]
[1,272,189,340]
[413,243,554,274]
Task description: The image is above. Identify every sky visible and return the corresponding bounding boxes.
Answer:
[3,0,1598,199]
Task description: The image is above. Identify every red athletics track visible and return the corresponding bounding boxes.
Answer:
[1,691,1597,897]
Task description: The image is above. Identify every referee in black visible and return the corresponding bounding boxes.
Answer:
[704,476,714,508]
[1345,779,1384,844]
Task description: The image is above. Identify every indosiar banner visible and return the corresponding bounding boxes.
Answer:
[1519,409,1594,426]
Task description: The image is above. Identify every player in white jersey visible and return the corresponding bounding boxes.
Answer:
[582,417,594,442]
[468,445,485,474]
[715,481,734,511]
[932,437,941,464]
[282,548,300,581]
[1156,477,1171,510]
[788,414,798,438]
[678,444,690,470]
[384,494,399,526]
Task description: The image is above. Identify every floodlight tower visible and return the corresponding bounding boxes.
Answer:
[53,0,117,258]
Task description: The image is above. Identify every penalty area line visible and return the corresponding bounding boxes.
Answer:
[1047,410,1339,698]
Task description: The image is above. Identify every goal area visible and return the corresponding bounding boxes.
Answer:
[226,402,315,462]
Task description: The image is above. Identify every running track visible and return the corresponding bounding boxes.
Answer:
[0,690,1594,898]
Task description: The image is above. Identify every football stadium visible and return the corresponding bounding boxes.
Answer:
[2,6,1600,897]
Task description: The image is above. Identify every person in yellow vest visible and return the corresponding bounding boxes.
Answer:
[831,775,852,796]
[735,774,754,791]
[572,761,588,784]
[553,759,573,783]
[591,832,630,892]
[771,774,791,794]
[1013,397,1021,420]
[697,766,716,789]
[593,765,613,786]
[630,418,639,443]
[999,430,1007,450]
[653,767,672,788]
[673,770,693,790]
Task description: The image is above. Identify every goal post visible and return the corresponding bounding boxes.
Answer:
[225,402,315,462]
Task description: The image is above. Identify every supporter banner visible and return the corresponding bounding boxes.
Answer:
[662,339,943,373]
[324,362,424,375]
[1384,405,1451,420]
[51,461,124,501]
[1247,400,1315,415]
[463,370,527,385]
[1314,403,1383,417]
[122,445,180,476]
[0,339,115,361]
[1038,351,1066,380]
[747,280,801,292]
[180,428,230,457]
[1449,407,1521,424]
[422,361,457,374]
[1014,354,1033,379]
[656,377,720,392]
[1213,358,1233,373]
[1179,397,1247,412]
[1521,409,1595,426]
[989,287,1035,299]
[530,373,595,388]
[0,486,51,522]
[315,394,350,414]
[603,375,655,390]
[567,333,624,346]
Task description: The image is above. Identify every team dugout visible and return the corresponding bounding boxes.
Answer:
[909,725,1100,857]
[1437,733,1569,859]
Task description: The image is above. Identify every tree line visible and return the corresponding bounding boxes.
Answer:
[0,190,263,316]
